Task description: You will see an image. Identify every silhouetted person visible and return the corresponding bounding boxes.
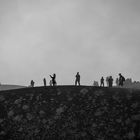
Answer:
[100,77,104,87]
[93,81,99,87]
[75,72,80,86]
[49,80,52,86]
[43,78,46,86]
[108,76,113,87]
[106,76,109,87]
[50,73,56,86]
[116,78,119,87]
[31,80,35,87]
[119,73,125,86]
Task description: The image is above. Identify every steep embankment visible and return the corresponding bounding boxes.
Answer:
[0,86,140,140]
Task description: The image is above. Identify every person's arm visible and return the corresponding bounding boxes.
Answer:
[50,75,52,78]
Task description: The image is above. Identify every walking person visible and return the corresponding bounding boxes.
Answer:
[43,78,46,86]
[75,72,80,86]
[100,77,104,87]
[50,73,57,86]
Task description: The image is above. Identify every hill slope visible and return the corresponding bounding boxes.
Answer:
[0,85,26,91]
[0,86,140,140]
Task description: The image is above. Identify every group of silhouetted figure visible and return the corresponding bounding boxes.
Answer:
[100,73,125,87]
[30,73,57,87]
[30,72,125,88]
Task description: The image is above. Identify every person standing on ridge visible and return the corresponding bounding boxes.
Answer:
[75,72,80,86]
[100,77,104,87]
[43,78,46,86]
[50,73,56,86]
[108,76,113,87]
[119,73,125,87]
[49,80,52,86]
[106,76,109,87]
[31,80,35,87]
[116,78,119,87]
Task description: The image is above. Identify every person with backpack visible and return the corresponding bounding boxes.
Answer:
[119,73,125,86]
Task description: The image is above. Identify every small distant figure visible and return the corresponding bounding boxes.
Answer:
[108,76,113,87]
[43,78,46,86]
[49,80,52,86]
[119,73,125,87]
[75,72,80,86]
[106,77,109,87]
[31,80,35,87]
[116,78,119,87]
[100,77,104,87]
[50,73,57,86]
[93,81,99,87]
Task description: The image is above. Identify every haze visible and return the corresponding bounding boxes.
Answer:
[0,0,140,86]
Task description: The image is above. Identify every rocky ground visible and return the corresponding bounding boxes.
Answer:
[0,86,140,140]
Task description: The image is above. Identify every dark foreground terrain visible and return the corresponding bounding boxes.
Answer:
[0,86,140,140]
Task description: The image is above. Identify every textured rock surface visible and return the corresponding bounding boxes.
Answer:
[0,86,140,140]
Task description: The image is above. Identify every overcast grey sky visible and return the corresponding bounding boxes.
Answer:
[0,0,140,86]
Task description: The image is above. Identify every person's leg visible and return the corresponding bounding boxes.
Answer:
[75,79,77,86]
[119,81,121,86]
[120,81,123,86]
[53,80,55,86]
[101,82,103,87]
[78,80,80,86]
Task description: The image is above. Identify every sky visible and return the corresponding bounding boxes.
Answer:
[0,0,140,86]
